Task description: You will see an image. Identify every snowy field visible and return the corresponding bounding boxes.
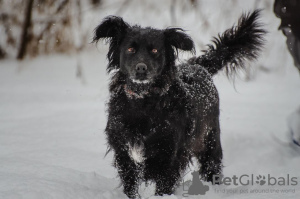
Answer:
[0,50,299,199]
[1,0,300,198]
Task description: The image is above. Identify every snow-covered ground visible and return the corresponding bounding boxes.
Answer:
[0,50,299,199]
[1,0,300,198]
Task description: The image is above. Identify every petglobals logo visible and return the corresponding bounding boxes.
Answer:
[212,174,298,186]
[181,171,298,197]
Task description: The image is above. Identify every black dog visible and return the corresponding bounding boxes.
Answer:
[93,10,265,198]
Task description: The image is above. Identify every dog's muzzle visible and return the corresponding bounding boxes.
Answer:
[134,63,149,81]
[136,63,147,74]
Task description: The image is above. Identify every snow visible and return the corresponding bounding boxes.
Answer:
[0,50,299,199]
[288,107,300,146]
[1,0,300,198]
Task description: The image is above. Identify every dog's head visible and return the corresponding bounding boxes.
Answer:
[93,16,194,84]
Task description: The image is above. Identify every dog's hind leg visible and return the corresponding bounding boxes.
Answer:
[198,119,223,183]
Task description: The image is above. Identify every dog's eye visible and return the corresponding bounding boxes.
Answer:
[127,47,135,53]
[152,49,158,54]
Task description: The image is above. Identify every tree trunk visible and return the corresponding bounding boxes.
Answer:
[17,0,34,60]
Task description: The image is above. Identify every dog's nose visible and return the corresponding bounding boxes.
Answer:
[136,63,147,74]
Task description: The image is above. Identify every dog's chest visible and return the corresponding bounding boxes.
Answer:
[127,143,145,164]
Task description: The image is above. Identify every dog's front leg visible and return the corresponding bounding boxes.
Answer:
[145,152,182,196]
[115,151,141,199]
[154,169,180,196]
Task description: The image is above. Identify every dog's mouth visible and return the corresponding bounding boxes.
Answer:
[125,77,153,96]
[124,74,171,99]
[131,78,151,84]
[129,74,154,85]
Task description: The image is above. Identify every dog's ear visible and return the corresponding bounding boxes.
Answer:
[164,28,195,52]
[92,16,129,43]
[93,16,129,73]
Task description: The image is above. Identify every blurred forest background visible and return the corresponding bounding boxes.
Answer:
[0,0,290,75]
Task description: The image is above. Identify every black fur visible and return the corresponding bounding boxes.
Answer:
[93,10,265,199]
[188,10,266,76]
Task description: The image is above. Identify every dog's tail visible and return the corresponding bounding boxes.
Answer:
[189,10,266,76]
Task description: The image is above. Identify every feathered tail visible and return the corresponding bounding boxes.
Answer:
[188,10,266,76]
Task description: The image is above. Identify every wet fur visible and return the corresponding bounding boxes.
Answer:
[93,10,265,198]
